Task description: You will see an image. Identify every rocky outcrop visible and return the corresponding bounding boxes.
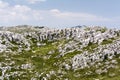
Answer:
[0,25,120,80]
[72,39,120,70]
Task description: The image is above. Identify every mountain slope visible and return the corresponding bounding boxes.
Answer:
[0,26,120,80]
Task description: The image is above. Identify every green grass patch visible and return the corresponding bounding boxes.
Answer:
[101,38,115,45]
[83,42,98,52]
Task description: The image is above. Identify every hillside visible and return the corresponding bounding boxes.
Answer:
[0,25,120,80]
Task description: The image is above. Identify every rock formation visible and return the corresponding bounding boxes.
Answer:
[0,25,120,80]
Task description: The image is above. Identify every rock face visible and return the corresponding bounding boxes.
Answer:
[0,25,120,80]
[72,39,120,70]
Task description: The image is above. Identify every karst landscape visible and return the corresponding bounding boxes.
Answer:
[0,25,120,80]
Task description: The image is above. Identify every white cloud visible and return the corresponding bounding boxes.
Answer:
[13,5,31,13]
[0,1,117,27]
[50,9,110,22]
[27,0,46,4]
[0,1,43,24]
[0,0,9,8]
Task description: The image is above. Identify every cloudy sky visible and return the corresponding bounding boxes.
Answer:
[0,0,120,28]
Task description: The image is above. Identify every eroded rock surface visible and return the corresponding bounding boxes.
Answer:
[0,25,120,80]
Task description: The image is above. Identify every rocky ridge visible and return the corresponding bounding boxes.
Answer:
[0,25,120,80]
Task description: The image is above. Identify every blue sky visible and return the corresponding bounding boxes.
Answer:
[0,0,120,28]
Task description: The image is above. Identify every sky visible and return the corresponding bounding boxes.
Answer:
[0,0,120,28]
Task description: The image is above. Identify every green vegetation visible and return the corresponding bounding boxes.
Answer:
[96,28,107,33]
[83,42,98,52]
[0,39,120,80]
[101,38,115,45]
[0,33,120,80]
